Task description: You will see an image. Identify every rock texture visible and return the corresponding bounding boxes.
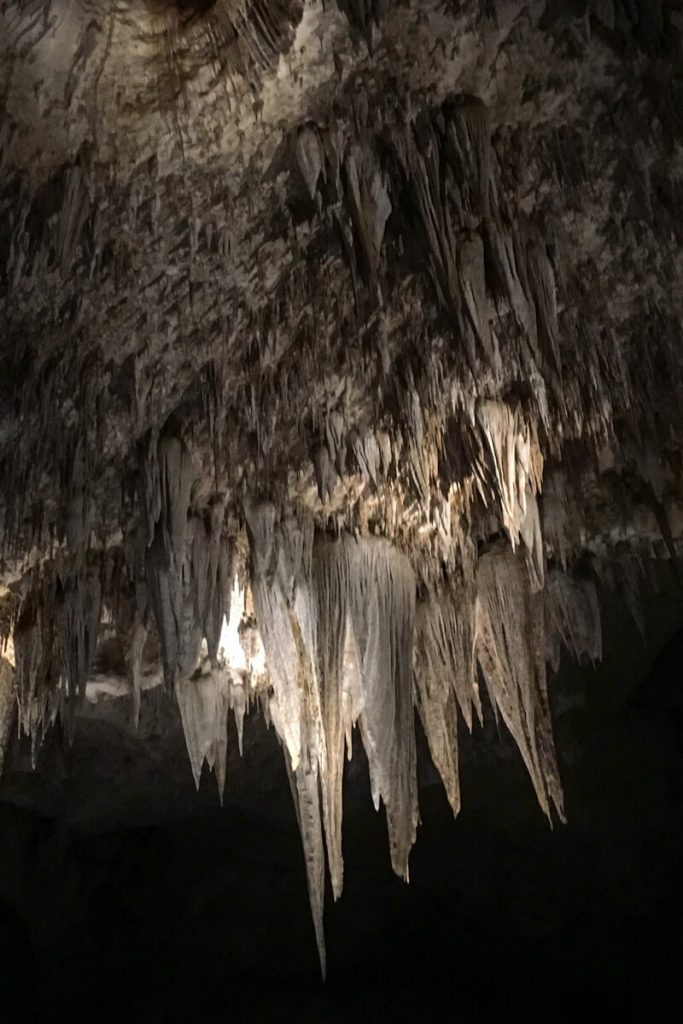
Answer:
[1,0,682,975]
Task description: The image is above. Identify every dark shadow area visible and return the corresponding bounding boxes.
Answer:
[1,576,682,1023]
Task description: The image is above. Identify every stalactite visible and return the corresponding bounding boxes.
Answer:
[287,753,327,980]
[542,469,581,569]
[12,566,63,761]
[415,578,481,731]
[312,537,351,900]
[295,123,325,201]
[350,428,381,490]
[441,94,491,227]
[188,496,231,664]
[485,219,538,351]
[243,516,419,968]
[414,609,462,815]
[55,162,90,272]
[527,240,562,378]
[0,657,15,782]
[61,562,102,741]
[176,666,231,801]
[344,536,418,879]
[544,569,602,672]
[245,501,306,769]
[475,399,545,584]
[313,444,336,503]
[127,617,148,731]
[343,142,392,299]
[142,432,195,692]
[390,115,465,351]
[475,543,565,823]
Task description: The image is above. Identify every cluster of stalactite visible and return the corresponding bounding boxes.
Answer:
[1,0,682,977]
[2,76,681,577]
[1,0,304,117]
[0,423,657,977]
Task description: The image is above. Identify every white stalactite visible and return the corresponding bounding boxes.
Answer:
[475,544,565,823]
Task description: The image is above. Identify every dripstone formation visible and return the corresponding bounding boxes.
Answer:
[1,0,682,973]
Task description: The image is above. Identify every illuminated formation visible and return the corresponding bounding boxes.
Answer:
[1,0,681,975]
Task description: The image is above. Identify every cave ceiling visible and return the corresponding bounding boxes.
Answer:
[1,0,682,976]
